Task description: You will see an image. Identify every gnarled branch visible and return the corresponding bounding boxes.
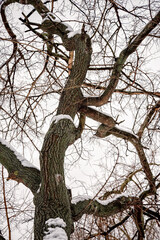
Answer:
[0,141,40,194]
[82,10,160,107]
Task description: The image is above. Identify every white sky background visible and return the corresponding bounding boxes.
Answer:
[0,0,160,239]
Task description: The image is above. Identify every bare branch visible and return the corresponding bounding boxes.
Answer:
[0,2,18,69]
[137,100,160,138]
[79,106,116,130]
[82,10,160,107]
[96,125,155,192]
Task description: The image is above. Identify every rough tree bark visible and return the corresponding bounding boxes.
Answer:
[0,0,160,239]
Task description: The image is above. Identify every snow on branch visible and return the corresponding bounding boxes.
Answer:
[52,114,74,124]
[0,138,38,169]
[71,193,129,205]
[41,12,82,39]
[67,29,81,38]
[71,193,139,222]
[71,195,92,204]
[40,11,86,52]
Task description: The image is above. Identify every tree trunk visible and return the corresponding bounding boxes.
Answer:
[33,33,92,239]
[33,119,77,239]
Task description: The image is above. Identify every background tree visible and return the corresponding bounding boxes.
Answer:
[0,0,160,239]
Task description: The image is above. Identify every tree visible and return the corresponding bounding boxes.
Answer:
[0,0,160,239]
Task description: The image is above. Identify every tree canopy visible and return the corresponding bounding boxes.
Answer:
[0,0,160,239]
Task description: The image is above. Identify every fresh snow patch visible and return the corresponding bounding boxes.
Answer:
[52,114,73,124]
[46,218,66,228]
[0,138,39,170]
[41,12,81,39]
[71,193,129,205]
[62,21,73,32]
[71,195,92,204]
[43,227,68,240]
[96,193,129,205]
[67,29,81,38]
[44,218,67,240]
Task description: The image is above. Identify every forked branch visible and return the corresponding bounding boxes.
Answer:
[82,10,160,107]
